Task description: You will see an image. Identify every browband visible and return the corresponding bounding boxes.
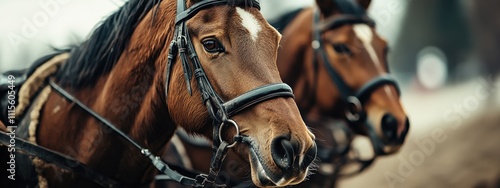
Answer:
[176,0,260,25]
[315,15,375,32]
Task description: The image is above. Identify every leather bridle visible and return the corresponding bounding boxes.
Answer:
[0,0,296,187]
[164,0,295,186]
[309,3,402,176]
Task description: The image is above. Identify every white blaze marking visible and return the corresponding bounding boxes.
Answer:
[236,7,261,41]
[353,24,393,97]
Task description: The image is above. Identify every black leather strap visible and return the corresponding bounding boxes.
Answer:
[223,83,294,117]
[51,76,207,186]
[355,75,400,104]
[175,0,260,25]
[49,80,208,187]
[314,14,375,32]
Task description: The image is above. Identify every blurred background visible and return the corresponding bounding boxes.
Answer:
[1,0,499,187]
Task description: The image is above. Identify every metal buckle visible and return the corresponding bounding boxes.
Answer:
[345,96,363,122]
[218,119,240,148]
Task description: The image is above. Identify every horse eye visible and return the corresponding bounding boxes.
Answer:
[333,43,352,55]
[202,39,225,53]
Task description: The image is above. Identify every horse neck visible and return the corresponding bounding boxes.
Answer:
[91,57,173,184]
[38,2,178,185]
[86,1,178,181]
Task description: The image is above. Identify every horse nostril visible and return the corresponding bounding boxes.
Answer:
[381,113,398,142]
[271,136,295,171]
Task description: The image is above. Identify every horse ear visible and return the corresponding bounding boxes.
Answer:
[315,0,337,17]
[357,0,371,10]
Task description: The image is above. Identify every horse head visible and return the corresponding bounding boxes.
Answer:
[279,0,409,156]
[166,0,317,186]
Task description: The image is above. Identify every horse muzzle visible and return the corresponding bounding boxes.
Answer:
[377,114,410,154]
[248,136,317,187]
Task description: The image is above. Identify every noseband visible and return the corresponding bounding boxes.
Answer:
[310,7,401,174]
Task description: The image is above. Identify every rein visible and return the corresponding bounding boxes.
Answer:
[309,6,401,176]
[49,80,205,187]
[0,0,296,187]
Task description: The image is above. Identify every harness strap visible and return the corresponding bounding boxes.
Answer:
[0,131,122,188]
[48,80,208,187]
[175,0,260,25]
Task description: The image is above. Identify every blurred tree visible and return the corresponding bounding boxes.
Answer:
[471,0,500,79]
[390,0,473,83]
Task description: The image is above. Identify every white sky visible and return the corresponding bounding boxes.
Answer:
[0,0,124,71]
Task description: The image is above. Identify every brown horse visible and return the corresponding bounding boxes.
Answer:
[278,0,409,154]
[278,1,410,185]
[163,0,410,187]
[279,0,410,185]
[0,0,318,187]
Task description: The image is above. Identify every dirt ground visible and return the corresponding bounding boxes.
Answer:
[338,78,500,188]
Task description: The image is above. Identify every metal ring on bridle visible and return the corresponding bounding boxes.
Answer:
[311,40,320,50]
[218,119,240,148]
[345,96,363,122]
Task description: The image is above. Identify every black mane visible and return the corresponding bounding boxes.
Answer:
[56,0,161,88]
[55,0,260,88]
